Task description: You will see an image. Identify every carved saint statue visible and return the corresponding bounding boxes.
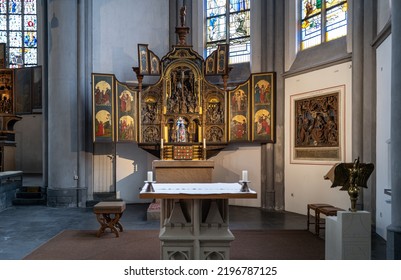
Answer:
[176,117,187,142]
[180,6,186,27]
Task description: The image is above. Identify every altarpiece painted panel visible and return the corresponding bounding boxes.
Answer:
[0,43,5,68]
[228,80,250,141]
[138,44,150,75]
[116,81,137,142]
[92,73,114,142]
[251,72,275,143]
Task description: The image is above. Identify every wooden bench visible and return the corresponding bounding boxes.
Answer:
[93,201,126,238]
[315,206,344,235]
[307,203,333,234]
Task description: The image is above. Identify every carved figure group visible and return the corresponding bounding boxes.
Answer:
[167,68,198,114]
[207,101,224,124]
[295,94,339,147]
[142,102,158,124]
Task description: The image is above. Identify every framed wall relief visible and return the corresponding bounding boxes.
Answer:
[251,72,275,143]
[138,44,150,75]
[228,80,250,141]
[92,73,115,142]
[116,81,137,142]
[290,85,345,164]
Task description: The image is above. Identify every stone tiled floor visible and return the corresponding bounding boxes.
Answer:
[0,203,387,260]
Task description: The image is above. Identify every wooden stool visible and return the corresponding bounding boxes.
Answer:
[93,201,126,237]
[315,206,344,235]
[307,203,333,233]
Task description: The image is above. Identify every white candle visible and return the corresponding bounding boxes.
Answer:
[116,191,121,199]
[161,138,164,149]
[242,170,248,181]
[203,138,206,149]
[147,171,153,182]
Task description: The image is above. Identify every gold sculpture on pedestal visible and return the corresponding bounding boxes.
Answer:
[324,157,374,212]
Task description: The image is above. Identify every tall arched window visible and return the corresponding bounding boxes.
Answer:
[206,0,250,64]
[301,0,347,50]
[0,0,37,67]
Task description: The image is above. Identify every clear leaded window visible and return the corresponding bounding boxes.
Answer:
[0,0,37,67]
[206,0,250,64]
[301,0,347,50]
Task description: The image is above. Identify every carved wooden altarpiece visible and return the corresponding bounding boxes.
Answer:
[91,9,276,160]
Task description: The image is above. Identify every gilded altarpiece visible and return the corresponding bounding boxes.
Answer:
[91,37,276,159]
[134,45,229,159]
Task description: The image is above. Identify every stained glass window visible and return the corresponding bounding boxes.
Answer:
[0,0,37,67]
[206,0,250,64]
[301,0,347,50]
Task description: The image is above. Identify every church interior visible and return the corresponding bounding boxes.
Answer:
[0,0,400,261]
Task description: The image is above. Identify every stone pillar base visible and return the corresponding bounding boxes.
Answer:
[387,225,401,259]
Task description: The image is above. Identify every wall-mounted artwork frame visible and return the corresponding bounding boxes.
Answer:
[228,80,250,141]
[92,73,115,142]
[116,81,137,142]
[290,85,345,164]
[251,72,275,143]
[138,44,150,75]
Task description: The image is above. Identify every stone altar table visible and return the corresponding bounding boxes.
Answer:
[139,182,257,260]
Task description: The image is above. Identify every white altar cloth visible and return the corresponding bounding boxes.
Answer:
[141,182,256,195]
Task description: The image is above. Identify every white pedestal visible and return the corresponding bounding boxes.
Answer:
[325,211,371,260]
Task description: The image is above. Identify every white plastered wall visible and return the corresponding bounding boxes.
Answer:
[284,62,353,215]
[375,35,392,240]
[211,145,261,207]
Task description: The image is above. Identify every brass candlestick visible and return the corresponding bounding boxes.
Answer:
[239,180,250,192]
[143,181,155,192]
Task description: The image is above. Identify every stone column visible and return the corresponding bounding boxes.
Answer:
[260,0,285,210]
[46,0,82,207]
[351,0,364,210]
[260,0,274,210]
[387,0,401,260]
